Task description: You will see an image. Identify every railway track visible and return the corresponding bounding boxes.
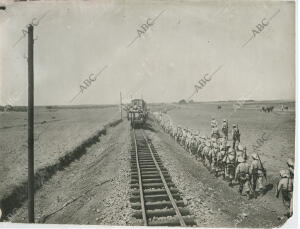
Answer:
[130,128,195,226]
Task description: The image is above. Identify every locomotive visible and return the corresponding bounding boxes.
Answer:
[128,99,148,128]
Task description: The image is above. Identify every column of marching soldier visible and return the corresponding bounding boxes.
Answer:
[152,111,294,218]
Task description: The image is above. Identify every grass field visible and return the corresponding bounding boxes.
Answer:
[150,100,295,179]
[0,106,119,200]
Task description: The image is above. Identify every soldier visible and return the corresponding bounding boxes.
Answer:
[232,124,240,150]
[249,153,265,198]
[180,128,187,146]
[224,147,236,187]
[211,126,220,139]
[276,170,293,217]
[176,126,183,143]
[235,157,251,199]
[236,144,247,166]
[190,134,199,156]
[174,126,178,141]
[287,158,294,178]
[196,138,205,161]
[184,129,189,150]
[222,119,229,139]
[204,140,212,168]
[216,143,227,179]
[171,125,177,140]
[191,134,199,156]
[286,158,294,217]
[187,129,193,151]
[210,143,219,175]
[186,130,192,153]
[197,137,206,161]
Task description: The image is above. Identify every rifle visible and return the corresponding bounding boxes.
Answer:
[222,146,230,177]
[256,153,267,182]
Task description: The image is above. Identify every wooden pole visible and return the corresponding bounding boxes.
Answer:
[28,24,34,223]
[120,92,122,120]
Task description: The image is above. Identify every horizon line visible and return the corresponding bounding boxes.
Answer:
[0,98,295,107]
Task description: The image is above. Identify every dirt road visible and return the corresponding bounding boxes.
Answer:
[9,119,290,227]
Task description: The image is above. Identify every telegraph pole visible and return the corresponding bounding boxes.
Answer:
[120,92,122,120]
[28,24,35,223]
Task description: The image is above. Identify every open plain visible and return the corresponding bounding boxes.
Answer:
[1,100,295,227]
[0,105,119,215]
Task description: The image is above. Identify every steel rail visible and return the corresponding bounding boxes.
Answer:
[141,130,186,227]
[133,129,147,226]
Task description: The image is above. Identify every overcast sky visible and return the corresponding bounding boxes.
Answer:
[0,0,295,105]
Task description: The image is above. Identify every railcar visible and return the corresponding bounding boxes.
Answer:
[129,99,148,128]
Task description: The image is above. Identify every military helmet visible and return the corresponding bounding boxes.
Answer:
[280,169,289,178]
[287,158,294,168]
[237,156,245,163]
[251,153,259,160]
[237,144,246,152]
[223,119,227,122]
[233,124,236,127]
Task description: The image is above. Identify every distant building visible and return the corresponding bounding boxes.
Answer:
[178,99,187,104]
[4,104,13,111]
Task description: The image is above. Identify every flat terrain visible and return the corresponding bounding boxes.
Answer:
[10,120,134,225]
[2,101,295,227]
[0,106,119,200]
[8,117,292,227]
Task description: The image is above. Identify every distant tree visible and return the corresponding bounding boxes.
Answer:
[178,99,187,104]
[189,99,194,103]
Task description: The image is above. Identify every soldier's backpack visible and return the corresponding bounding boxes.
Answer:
[233,128,240,140]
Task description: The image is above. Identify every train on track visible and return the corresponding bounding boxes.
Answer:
[128,99,148,128]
